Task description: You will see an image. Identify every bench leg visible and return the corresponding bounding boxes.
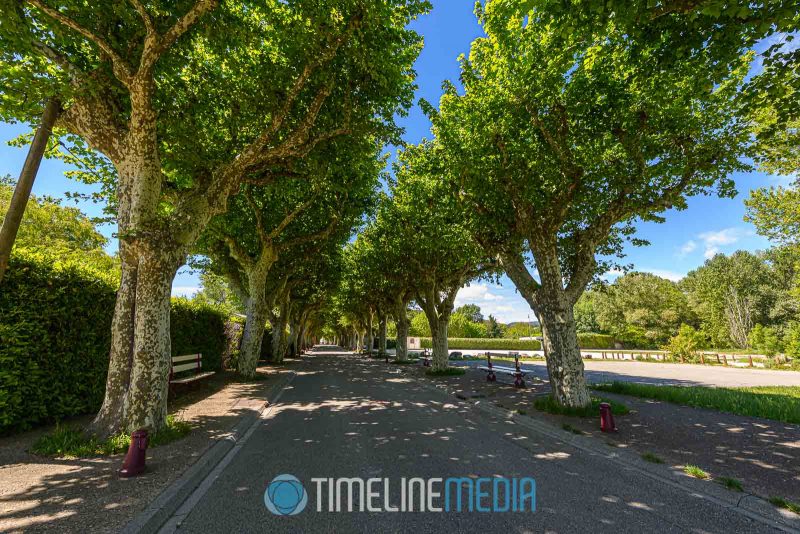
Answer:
[514,375,525,388]
[487,372,496,382]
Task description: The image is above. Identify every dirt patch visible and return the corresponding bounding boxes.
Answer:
[393,359,800,503]
[0,364,298,534]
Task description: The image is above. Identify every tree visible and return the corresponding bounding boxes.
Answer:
[0,0,428,434]
[484,314,502,338]
[382,144,494,370]
[455,303,483,323]
[595,273,694,348]
[0,177,115,270]
[663,324,704,363]
[748,324,782,357]
[682,251,775,348]
[198,141,378,377]
[0,99,60,281]
[448,312,483,338]
[573,292,602,334]
[192,271,243,316]
[429,2,749,406]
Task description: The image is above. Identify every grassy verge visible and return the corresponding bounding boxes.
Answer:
[533,395,630,417]
[425,367,466,377]
[592,382,800,425]
[31,415,192,458]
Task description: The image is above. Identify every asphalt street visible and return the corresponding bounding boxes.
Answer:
[167,349,785,533]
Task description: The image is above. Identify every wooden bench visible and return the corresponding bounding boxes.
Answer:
[169,353,215,385]
[411,349,432,367]
[478,352,526,388]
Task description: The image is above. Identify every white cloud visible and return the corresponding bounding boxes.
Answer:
[455,283,503,305]
[641,269,684,282]
[698,228,748,259]
[678,240,697,257]
[172,286,200,298]
[602,269,624,281]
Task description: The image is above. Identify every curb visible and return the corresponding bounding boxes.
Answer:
[121,372,296,534]
[415,378,800,533]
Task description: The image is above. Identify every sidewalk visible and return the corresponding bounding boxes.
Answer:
[0,367,290,534]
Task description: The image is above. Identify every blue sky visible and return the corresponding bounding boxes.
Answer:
[0,2,787,323]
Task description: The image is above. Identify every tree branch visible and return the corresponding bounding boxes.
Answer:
[27,0,134,86]
[128,0,155,35]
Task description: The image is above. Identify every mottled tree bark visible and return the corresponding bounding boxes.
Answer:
[378,314,387,356]
[394,299,410,362]
[429,317,450,370]
[501,248,591,408]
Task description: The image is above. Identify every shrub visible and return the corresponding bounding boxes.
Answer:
[170,298,229,373]
[1,250,236,434]
[663,324,703,361]
[419,337,542,350]
[577,333,616,349]
[417,334,614,351]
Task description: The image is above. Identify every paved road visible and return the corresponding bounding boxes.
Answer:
[167,350,785,533]
[454,358,800,388]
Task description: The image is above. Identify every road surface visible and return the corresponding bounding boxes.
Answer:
[157,348,791,533]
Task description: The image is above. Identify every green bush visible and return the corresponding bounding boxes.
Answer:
[417,334,614,351]
[1,250,236,434]
[419,337,542,350]
[170,298,229,373]
[577,333,616,349]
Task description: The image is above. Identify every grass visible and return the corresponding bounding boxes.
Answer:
[768,496,800,515]
[31,415,192,458]
[425,367,466,377]
[592,382,800,425]
[533,395,630,417]
[683,464,710,479]
[561,423,584,435]
[641,452,664,464]
[718,476,743,492]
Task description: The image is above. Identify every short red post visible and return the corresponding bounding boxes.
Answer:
[599,402,616,432]
[119,429,149,478]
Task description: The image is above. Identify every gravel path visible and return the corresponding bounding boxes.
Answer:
[0,368,289,534]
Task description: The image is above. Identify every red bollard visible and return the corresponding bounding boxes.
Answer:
[599,402,617,432]
[119,429,149,478]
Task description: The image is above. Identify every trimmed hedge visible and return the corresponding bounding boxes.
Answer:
[578,333,616,349]
[0,250,234,434]
[420,338,542,350]
[417,333,616,351]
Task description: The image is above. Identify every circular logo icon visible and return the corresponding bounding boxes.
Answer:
[264,474,307,516]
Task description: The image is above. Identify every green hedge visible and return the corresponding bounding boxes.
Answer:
[0,250,234,434]
[417,333,616,351]
[419,338,542,350]
[170,298,229,373]
[578,333,616,349]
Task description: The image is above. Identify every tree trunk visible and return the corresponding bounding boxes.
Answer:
[270,302,289,363]
[0,99,60,282]
[366,314,374,355]
[88,258,138,437]
[238,290,268,378]
[534,250,591,408]
[378,315,387,356]
[395,307,409,362]
[430,318,450,371]
[121,252,176,433]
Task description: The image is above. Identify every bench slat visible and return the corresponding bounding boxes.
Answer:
[172,354,201,363]
[172,362,201,373]
[170,371,215,384]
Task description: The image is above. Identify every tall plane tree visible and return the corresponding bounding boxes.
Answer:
[429,2,749,406]
[0,0,428,434]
